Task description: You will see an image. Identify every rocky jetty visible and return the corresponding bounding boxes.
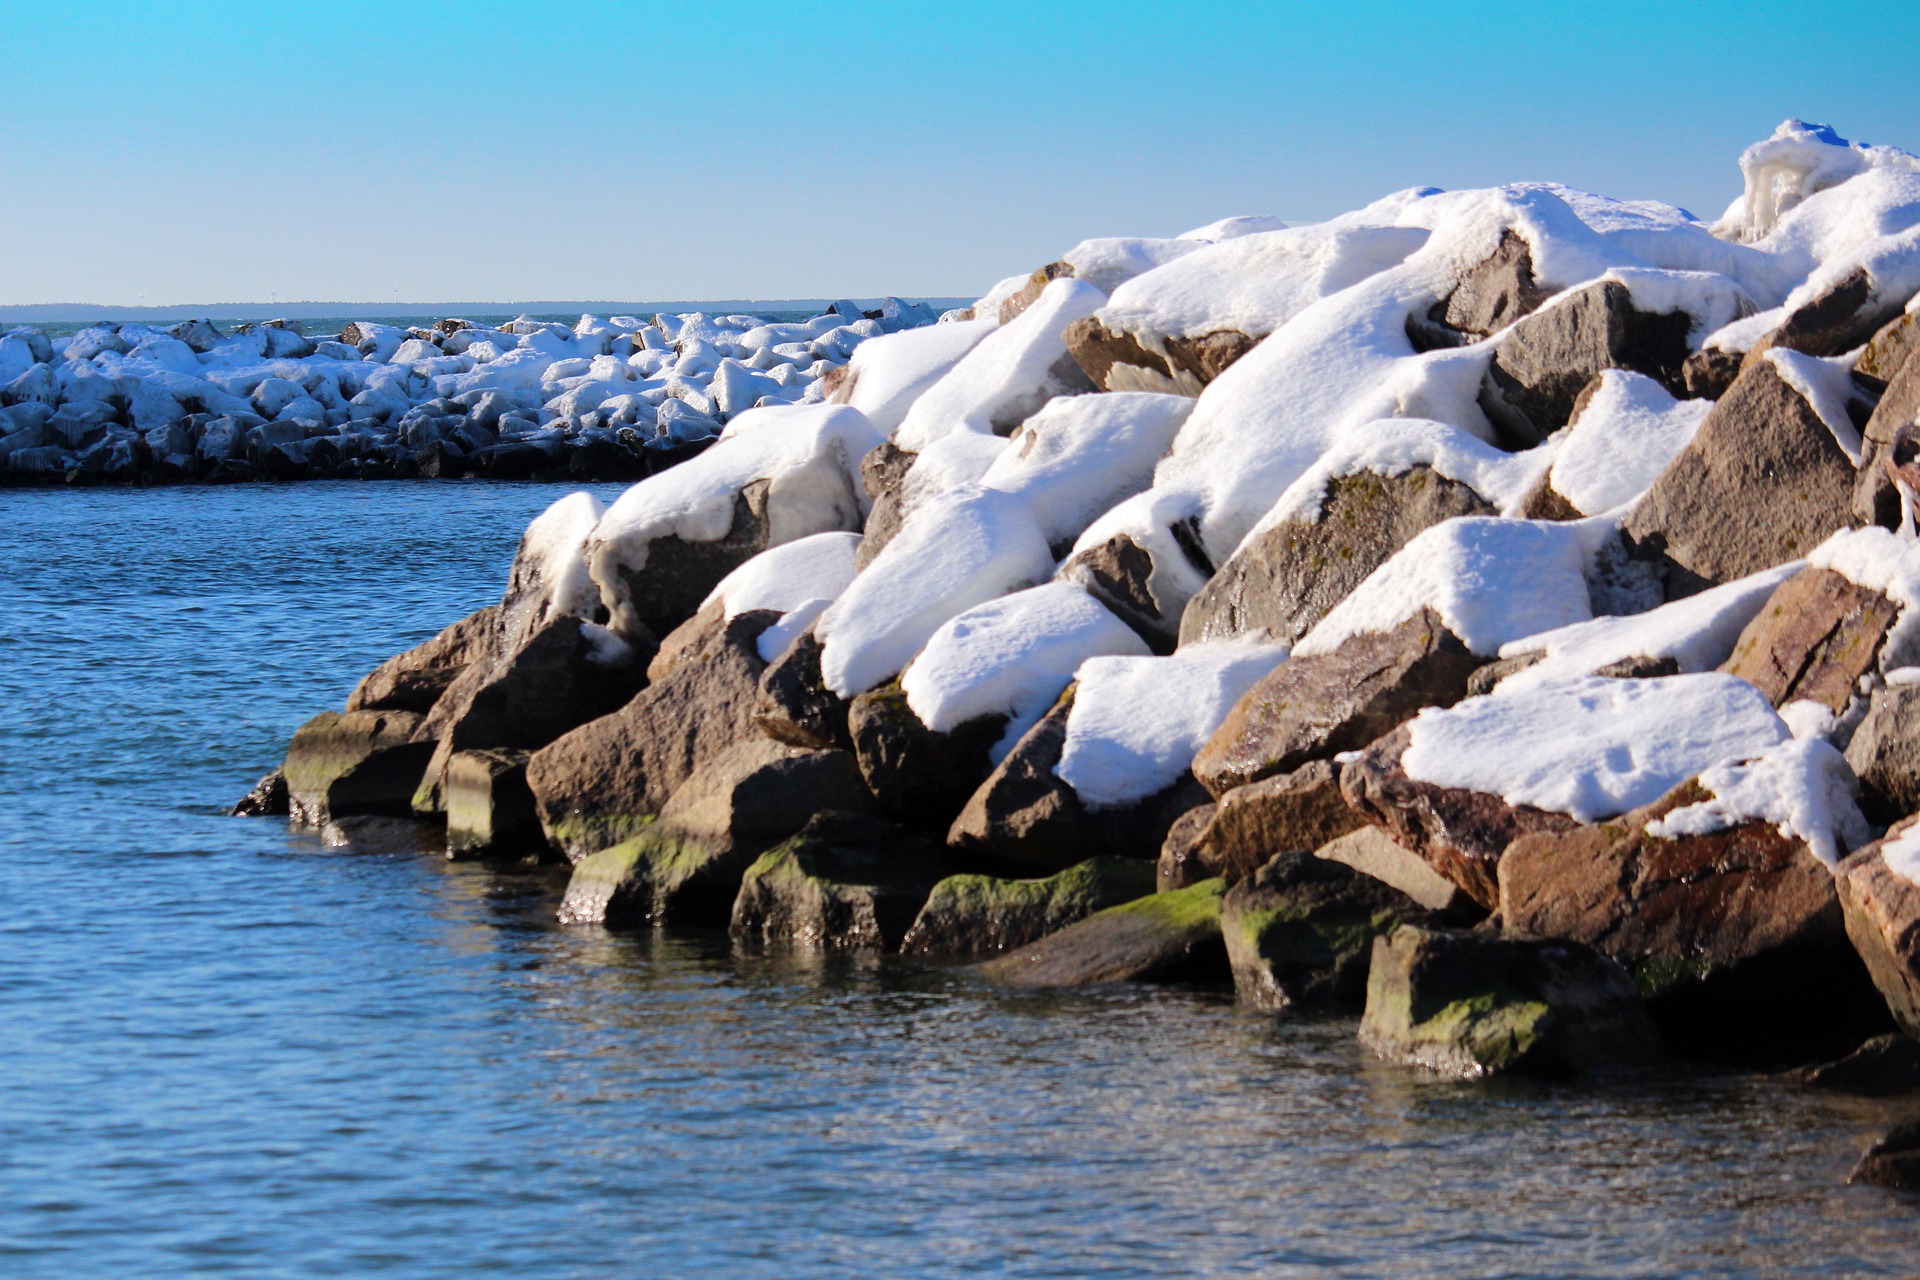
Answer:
[246,121,1920,1154]
[0,300,939,484]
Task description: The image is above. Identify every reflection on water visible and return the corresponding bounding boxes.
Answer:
[0,483,1916,1279]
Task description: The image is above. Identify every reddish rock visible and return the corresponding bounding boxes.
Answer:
[1835,824,1920,1039]
[1719,567,1897,711]
[1179,760,1364,885]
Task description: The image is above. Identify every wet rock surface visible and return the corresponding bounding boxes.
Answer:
[900,857,1157,957]
[975,880,1229,988]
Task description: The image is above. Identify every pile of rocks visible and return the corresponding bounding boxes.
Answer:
[244,121,1920,1185]
[0,300,938,485]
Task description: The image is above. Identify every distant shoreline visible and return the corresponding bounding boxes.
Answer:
[0,298,975,325]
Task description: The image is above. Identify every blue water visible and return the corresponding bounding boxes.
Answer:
[1,482,1916,1279]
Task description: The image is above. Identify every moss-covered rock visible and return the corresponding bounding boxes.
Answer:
[1220,850,1433,1012]
[730,813,956,950]
[975,879,1228,987]
[282,708,435,827]
[900,857,1157,957]
[556,821,753,926]
[1359,926,1660,1078]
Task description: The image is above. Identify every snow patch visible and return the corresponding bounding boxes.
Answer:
[1645,737,1871,868]
[1401,674,1790,823]
[1765,347,1864,463]
[1546,371,1712,515]
[1880,825,1920,887]
[702,531,861,619]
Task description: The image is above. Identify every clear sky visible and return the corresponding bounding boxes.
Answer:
[3,0,1917,306]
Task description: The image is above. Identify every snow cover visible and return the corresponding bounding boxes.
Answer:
[1806,526,1920,669]
[703,531,861,619]
[1253,416,1555,533]
[838,318,995,433]
[1766,348,1864,463]
[1718,119,1920,242]
[1399,674,1791,823]
[893,278,1105,452]
[1879,824,1920,887]
[901,582,1148,759]
[586,404,881,635]
[1645,737,1871,868]
[513,491,605,623]
[1294,516,1605,657]
[815,486,1054,698]
[976,391,1194,545]
[1061,237,1204,294]
[1055,638,1290,809]
[1545,371,1712,514]
[1495,562,1802,694]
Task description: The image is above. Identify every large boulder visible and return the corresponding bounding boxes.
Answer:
[847,681,1006,827]
[1168,760,1364,886]
[900,857,1157,957]
[1058,528,1193,653]
[1621,359,1856,599]
[1834,825,1920,1039]
[347,606,499,713]
[1501,784,1890,1060]
[1220,850,1433,1012]
[753,628,851,751]
[948,688,1207,870]
[282,709,434,827]
[1478,279,1693,450]
[1191,609,1481,798]
[1180,470,1494,648]
[527,608,776,861]
[556,738,875,927]
[1340,723,1580,911]
[1845,684,1920,822]
[975,880,1228,988]
[411,614,648,816]
[1720,567,1897,712]
[1359,926,1661,1078]
[730,813,958,950]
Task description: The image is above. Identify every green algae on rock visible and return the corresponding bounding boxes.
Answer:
[900,856,1156,957]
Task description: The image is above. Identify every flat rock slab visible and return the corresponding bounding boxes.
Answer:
[1502,783,1890,1061]
[1221,850,1433,1012]
[1359,925,1660,1079]
[1720,567,1896,712]
[1192,609,1481,798]
[901,856,1157,958]
[976,879,1228,988]
[1314,825,1477,917]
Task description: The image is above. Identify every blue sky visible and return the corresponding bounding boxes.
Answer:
[3,1,1916,305]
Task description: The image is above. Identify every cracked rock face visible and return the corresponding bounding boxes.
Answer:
[1719,566,1897,712]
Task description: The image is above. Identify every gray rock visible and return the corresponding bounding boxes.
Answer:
[1314,825,1476,916]
[230,768,289,818]
[1221,850,1434,1012]
[1064,316,1259,396]
[975,879,1228,988]
[1181,468,1494,647]
[1845,684,1920,822]
[1406,230,1552,350]
[1479,279,1693,449]
[848,680,1006,827]
[1359,926,1660,1078]
[1720,567,1897,712]
[1852,332,1920,528]
[1622,360,1855,599]
[853,441,916,570]
[753,627,851,750]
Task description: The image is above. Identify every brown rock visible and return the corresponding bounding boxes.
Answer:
[1852,338,1920,528]
[847,680,1006,826]
[1680,347,1743,400]
[1846,684,1920,822]
[730,813,957,950]
[1061,531,1189,653]
[283,709,434,827]
[1191,609,1481,798]
[1746,267,1900,364]
[1849,1120,1920,1190]
[1180,469,1494,647]
[1406,230,1551,351]
[1501,783,1891,1060]
[594,481,784,645]
[1064,316,1259,396]
[1182,760,1363,885]
[1622,360,1856,598]
[753,628,851,750]
[1157,803,1219,892]
[347,606,499,713]
[1478,280,1693,450]
[1341,724,1579,911]
[1858,310,1920,385]
[1720,567,1896,711]
[998,262,1073,326]
[525,608,776,860]
[1835,826,1920,1039]
[1314,825,1477,917]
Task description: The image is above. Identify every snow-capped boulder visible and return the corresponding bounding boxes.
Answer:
[1502,758,1887,1060]
[1192,609,1481,798]
[1622,356,1858,598]
[1835,818,1920,1038]
[1517,371,1711,519]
